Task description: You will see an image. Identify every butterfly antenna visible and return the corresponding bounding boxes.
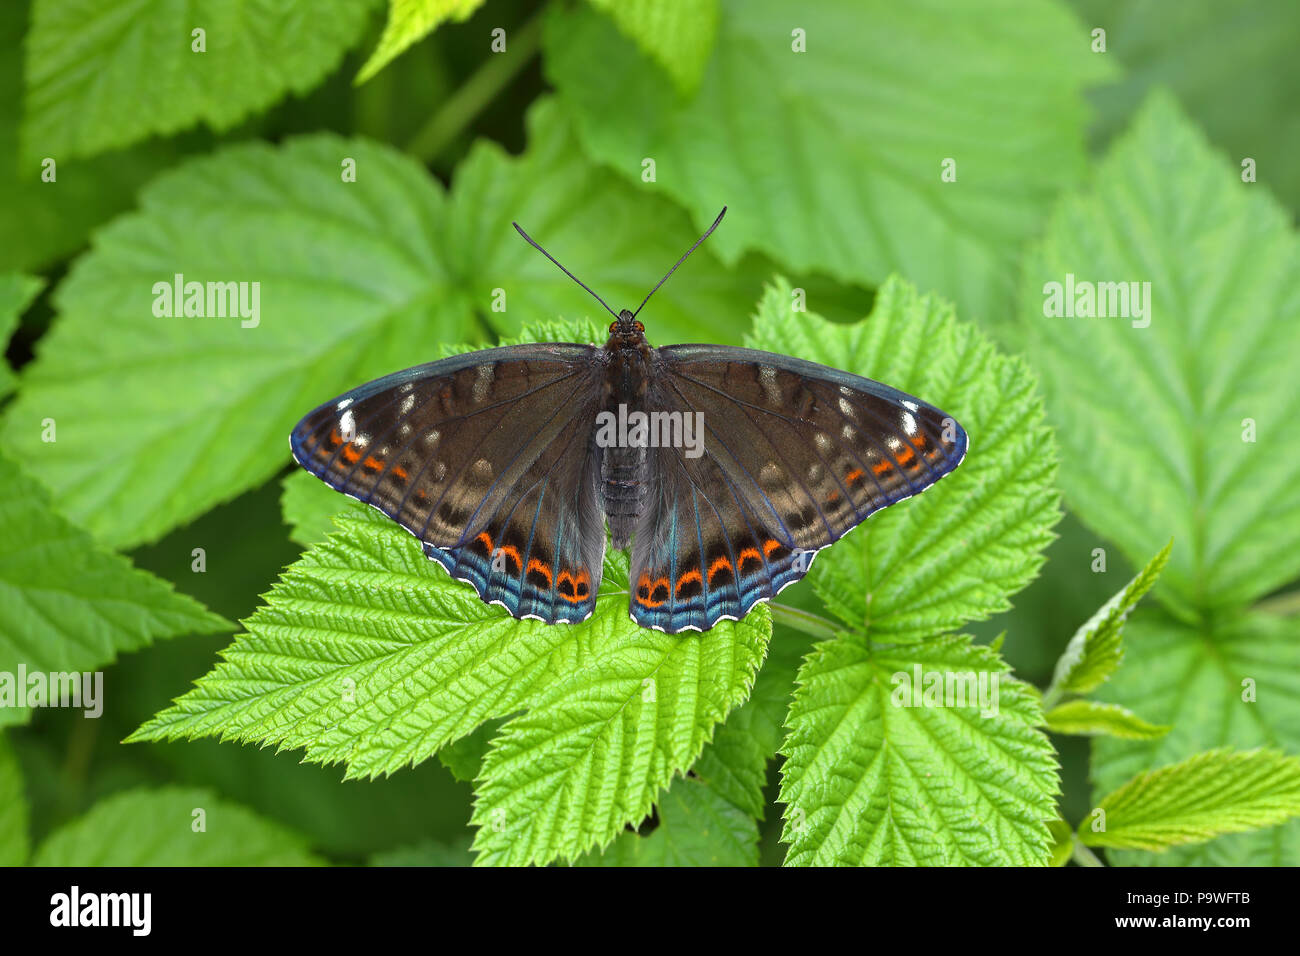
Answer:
[512,221,620,321]
[633,206,726,319]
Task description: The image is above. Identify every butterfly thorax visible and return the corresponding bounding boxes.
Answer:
[600,312,654,548]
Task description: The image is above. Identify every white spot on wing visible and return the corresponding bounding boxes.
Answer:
[758,365,781,405]
[473,364,495,404]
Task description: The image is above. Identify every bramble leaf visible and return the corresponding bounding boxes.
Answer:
[779,634,1057,865]
[131,503,769,867]
[22,0,377,163]
[357,0,486,84]
[0,452,230,727]
[587,0,718,96]
[577,775,757,867]
[32,787,324,865]
[1091,611,1300,865]
[1046,540,1171,701]
[692,624,813,817]
[1081,749,1300,852]
[1023,92,1300,617]
[1070,0,1300,212]
[1044,699,1170,740]
[546,0,1114,327]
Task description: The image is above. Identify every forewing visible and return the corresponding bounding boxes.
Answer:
[629,345,967,632]
[291,344,607,623]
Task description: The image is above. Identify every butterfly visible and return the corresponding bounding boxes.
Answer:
[290,208,968,633]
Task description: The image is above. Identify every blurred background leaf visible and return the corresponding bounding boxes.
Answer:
[1023,92,1300,620]
[32,786,325,865]
[0,452,229,728]
[545,0,1115,333]
[358,0,485,85]
[22,0,380,163]
[1070,0,1300,213]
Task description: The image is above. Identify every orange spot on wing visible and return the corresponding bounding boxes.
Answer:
[557,567,592,603]
[526,558,552,586]
[738,547,762,571]
[363,455,385,471]
[675,568,702,595]
[845,469,864,484]
[329,429,343,446]
[896,446,915,465]
[872,459,892,476]
[342,445,361,464]
[636,571,671,608]
[707,556,733,581]
[763,539,782,557]
[476,531,493,553]
[392,465,409,480]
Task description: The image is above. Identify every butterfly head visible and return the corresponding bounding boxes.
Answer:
[609,309,645,338]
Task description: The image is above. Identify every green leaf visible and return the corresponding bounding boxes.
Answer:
[0,451,229,727]
[32,786,324,865]
[577,775,757,866]
[1046,816,1072,867]
[1023,91,1300,617]
[1046,540,1171,701]
[436,720,496,783]
[1045,699,1170,740]
[4,99,774,548]
[545,0,1114,328]
[357,0,485,84]
[587,0,719,96]
[1070,0,1300,213]
[130,505,770,867]
[692,624,814,817]
[1081,749,1300,852]
[22,0,377,163]
[748,276,1060,643]
[0,1,182,273]
[470,596,767,866]
[0,733,28,865]
[0,273,43,397]
[370,834,474,866]
[1091,611,1300,865]
[280,470,348,549]
[779,634,1057,866]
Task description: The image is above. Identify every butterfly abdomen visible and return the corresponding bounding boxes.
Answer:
[601,445,649,549]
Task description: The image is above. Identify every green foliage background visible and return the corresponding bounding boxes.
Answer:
[2,0,1298,867]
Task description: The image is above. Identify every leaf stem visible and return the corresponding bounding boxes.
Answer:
[1256,589,1300,616]
[404,11,545,163]
[1071,837,1105,867]
[768,602,839,640]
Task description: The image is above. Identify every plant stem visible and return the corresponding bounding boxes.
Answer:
[768,602,839,640]
[1071,838,1105,867]
[1256,589,1300,616]
[405,11,545,163]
